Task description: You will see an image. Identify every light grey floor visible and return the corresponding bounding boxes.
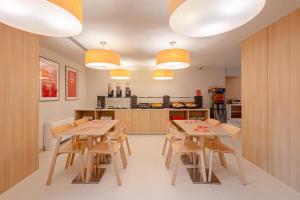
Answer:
[1,135,300,200]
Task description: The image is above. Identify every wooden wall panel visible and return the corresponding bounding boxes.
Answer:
[132,110,150,133]
[115,110,133,132]
[0,23,39,194]
[150,110,169,134]
[267,9,300,191]
[241,28,268,171]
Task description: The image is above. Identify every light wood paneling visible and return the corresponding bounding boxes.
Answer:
[115,110,133,132]
[267,9,300,191]
[132,110,150,133]
[150,110,169,134]
[0,23,39,194]
[241,28,268,171]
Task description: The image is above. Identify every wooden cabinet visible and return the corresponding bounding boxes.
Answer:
[115,110,133,132]
[267,10,300,191]
[132,110,150,133]
[0,23,39,194]
[241,28,269,171]
[242,8,300,191]
[150,110,169,134]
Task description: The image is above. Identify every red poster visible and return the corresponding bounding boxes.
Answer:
[39,57,59,101]
[65,66,79,100]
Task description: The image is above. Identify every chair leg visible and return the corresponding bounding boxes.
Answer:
[162,137,168,155]
[192,153,197,168]
[234,153,247,185]
[166,147,173,169]
[125,138,132,156]
[208,150,214,182]
[46,140,60,185]
[65,153,72,169]
[85,152,93,183]
[218,152,228,168]
[111,153,122,186]
[79,152,85,181]
[165,142,172,166]
[69,153,76,166]
[120,143,127,169]
[200,150,207,182]
[171,152,181,185]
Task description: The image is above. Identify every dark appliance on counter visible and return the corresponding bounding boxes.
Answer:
[163,95,171,108]
[194,96,203,108]
[108,83,114,97]
[130,95,138,109]
[97,96,105,108]
[125,83,131,97]
[208,88,227,123]
[116,83,122,97]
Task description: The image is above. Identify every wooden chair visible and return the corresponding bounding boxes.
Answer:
[162,121,175,155]
[203,118,228,168]
[65,118,90,169]
[85,129,126,186]
[46,124,86,185]
[169,126,206,185]
[206,123,247,185]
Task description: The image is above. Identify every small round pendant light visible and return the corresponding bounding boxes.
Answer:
[156,41,190,70]
[153,69,174,80]
[110,69,131,80]
[85,42,120,70]
[0,0,83,37]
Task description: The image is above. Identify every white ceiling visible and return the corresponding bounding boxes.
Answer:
[40,0,300,69]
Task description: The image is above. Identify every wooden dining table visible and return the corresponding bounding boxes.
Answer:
[60,120,119,184]
[173,120,230,184]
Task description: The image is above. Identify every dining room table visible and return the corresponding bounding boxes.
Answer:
[173,119,232,184]
[59,119,119,184]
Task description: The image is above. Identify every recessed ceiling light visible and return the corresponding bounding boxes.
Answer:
[169,0,266,37]
[0,0,83,37]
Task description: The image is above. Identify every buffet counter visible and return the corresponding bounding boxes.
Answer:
[75,108,210,134]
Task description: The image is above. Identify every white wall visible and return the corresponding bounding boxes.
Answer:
[86,67,225,108]
[39,47,87,149]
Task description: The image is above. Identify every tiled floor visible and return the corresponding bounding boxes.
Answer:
[1,135,300,200]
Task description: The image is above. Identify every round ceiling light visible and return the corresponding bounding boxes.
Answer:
[110,69,131,80]
[85,42,120,70]
[156,42,190,70]
[0,0,83,37]
[153,69,174,80]
[169,0,266,37]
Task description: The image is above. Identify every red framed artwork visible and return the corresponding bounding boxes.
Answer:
[65,66,79,101]
[39,57,59,101]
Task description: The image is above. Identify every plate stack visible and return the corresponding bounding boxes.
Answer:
[97,96,105,108]
[130,95,138,109]
[194,96,203,108]
[163,95,171,108]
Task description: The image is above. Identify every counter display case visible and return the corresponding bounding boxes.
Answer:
[75,108,210,134]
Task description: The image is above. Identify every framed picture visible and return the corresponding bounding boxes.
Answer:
[65,66,79,101]
[39,57,60,101]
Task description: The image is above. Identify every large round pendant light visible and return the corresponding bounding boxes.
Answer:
[0,0,83,37]
[85,42,120,70]
[169,0,266,37]
[153,69,174,80]
[156,41,190,70]
[110,69,131,80]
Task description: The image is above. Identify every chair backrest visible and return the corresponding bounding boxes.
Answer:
[168,125,186,141]
[73,118,89,127]
[220,123,241,139]
[51,123,74,139]
[205,118,221,127]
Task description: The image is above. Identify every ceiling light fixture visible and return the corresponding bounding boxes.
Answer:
[169,0,266,37]
[85,41,120,70]
[156,41,190,70]
[0,0,83,37]
[110,69,131,80]
[153,69,174,80]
